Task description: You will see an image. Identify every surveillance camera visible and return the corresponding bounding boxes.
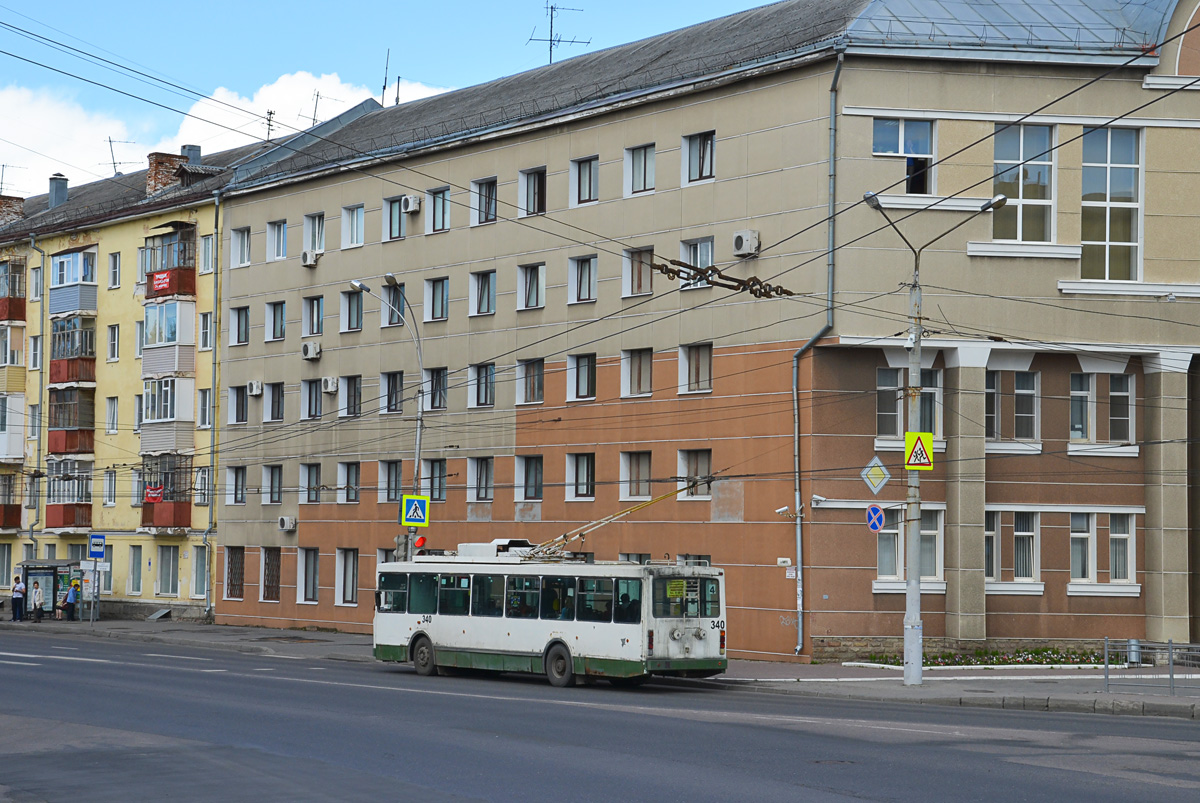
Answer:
[904,333,916,351]
[775,506,789,515]
[811,494,827,506]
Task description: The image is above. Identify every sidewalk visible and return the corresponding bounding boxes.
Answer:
[2,618,1197,720]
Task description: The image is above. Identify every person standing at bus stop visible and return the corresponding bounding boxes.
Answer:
[63,581,79,622]
[30,581,44,623]
[10,575,23,621]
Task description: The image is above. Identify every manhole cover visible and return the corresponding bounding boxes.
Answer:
[255,636,330,643]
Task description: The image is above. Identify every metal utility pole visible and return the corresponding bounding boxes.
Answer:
[863,191,1006,686]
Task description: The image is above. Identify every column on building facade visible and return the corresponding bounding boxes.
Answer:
[942,348,989,644]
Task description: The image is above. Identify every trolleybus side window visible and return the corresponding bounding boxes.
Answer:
[378,573,407,612]
[540,576,576,621]
[701,577,721,617]
[577,577,614,622]
[439,574,471,615]
[471,574,505,617]
[409,573,438,614]
[653,576,717,618]
[614,578,642,624]
[506,576,539,618]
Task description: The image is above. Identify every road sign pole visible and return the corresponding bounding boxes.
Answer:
[903,251,923,687]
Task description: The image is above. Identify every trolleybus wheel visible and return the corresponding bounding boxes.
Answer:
[545,644,575,688]
[412,636,436,677]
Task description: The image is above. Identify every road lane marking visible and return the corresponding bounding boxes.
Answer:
[143,653,213,661]
[0,651,109,663]
[50,646,78,651]
[0,659,39,666]
[251,668,274,672]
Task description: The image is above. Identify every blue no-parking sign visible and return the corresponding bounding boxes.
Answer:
[866,505,885,532]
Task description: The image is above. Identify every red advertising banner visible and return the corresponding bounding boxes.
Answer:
[152,271,170,292]
[144,485,164,503]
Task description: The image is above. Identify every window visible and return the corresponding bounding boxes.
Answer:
[473,178,497,224]
[428,188,450,233]
[1012,511,1037,580]
[426,277,449,321]
[228,466,246,505]
[158,545,179,596]
[301,379,322,419]
[385,198,406,241]
[303,295,323,336]
[264,465,283,505]
[1081,128,1140,281]
[144,378,177,423]
[194,466,209,506]
[682,343,713,393]
[568,453,595,500]
[627,145,655,194]
[383,371,404,413]
[199,235,214,274]
[517,455,543,501]
[231,307,249,345]
[266,382,284,422]
[471,363,495,407]
[143,302,180,348]
[471,271,496,316]
[918,369,941,435]
[229,385,247,424]
[424,458,447,501]
[103,470,116,506]
[27,403,38,440]
[569,353,596,400]
[1015,371,1038,440]
[302,463,321,503]
[985,371,998,439]
[983,511,998,581]
[0,327,21,366]
[1110,513,1133,583]
[1070,373,1093,441]
[128,545,142,594]
[267,220,287,261]
[50,251,96,286]
[680,238,713,289]
[342,205,364,248]
[877,367,941,437]
[134,322,143,358]
[471,575,504,617]
[918,510,941,579]
[226,546,245,599]
[199,312,212,350]
[519,263,545,310]
[876,509,901,579]
[569,256,597,303]
[300,548,319,602]
[872,118,934,194]
[134,396,142,431]
[265,301,285,341]
[342,290,363,332]
[680,449,712,497]
[28,335,40,370]
[1109,374,1133,443]
[304,212,325,252]
[336,548,358,604]
[520,167,547,216]
[383,283,404,326]
[993,124,1053,242]
[623,348,652,396]
[197,388,211,429]
[29,266,41,300]
[1070,512,1093,581]
[684,131,715,183]
[624,248,653,297]
[340,375,362,417]
[469,457,494,502]
[425,367,448,410]
[105,397,118,433]
[108,252,121,288]
[573,156,599,205]
[382,460,404,503]
[518,358,544,404]
[339,461,360,503]
[622,451,651,499]
[232,227,251,266]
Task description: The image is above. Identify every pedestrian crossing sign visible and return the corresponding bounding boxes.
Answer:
[904,432,934,471]
[401,495,431,527]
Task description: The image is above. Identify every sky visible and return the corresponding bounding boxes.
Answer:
[0,0,766,198]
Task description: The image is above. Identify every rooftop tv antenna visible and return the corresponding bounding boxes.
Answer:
[102,137,137,176]
[528,2,590,64]
[381,49,391,106]
[307,91,342,127]
[265,109,276,141]
[0,163,25,194]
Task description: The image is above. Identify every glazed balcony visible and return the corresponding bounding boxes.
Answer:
[141,501,192,529]
[48,388,94,455]
[49,327,96,385]
[45,503,91,528]
[0,260,25,322]
[144,240,195,299]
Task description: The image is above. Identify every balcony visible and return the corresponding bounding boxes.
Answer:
[141,501,191,529]
[144,240,196,300]
[48,428,94,454]
[49,388,94,455]
[0,258,25,323]
[46,503,91,528]
[0,503,20,529]
[49,326,96,385]
[48,284,98,316]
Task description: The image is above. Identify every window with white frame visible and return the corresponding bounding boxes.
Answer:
[339,375,362,417]
[134,395,142,431]
[518,358,544,404]
[338,461,360,503]
[341,290,363,332]
[471,271,496,316]
[301,379,321,419]
[683,131,715,183]
[1012,510,1043,577]
[626,144,655,195]
[27,403,38,440]
[51,251,96,286]
[228,466,246,505]
[383,371,403,413]
[0,327,21,366]
[197,388,211,429]
[299,548,319,603]
[872,118,934,194]
[1070,373,1094,441]
[877,368,902,436]
[876,509,902,579]
[304,212,325,252]
[918,510,941,579]
[1109,374,1133,443]
[425,367,448,410]
[680,238,713,289]
[303,295,323,336]
[267,220,287,261]
[266,301,285,341]
[144,302,185,348]
[199,235,213,274]
[342,205,364,248]
[567,453,594,500]
[126,544,142,594]
[428,188,450,233]
[1015,371,1038,440]
[231,306,249,346]
[622,451,651,499]
[105,396,118,433]
[568,353,596,400]
[382,459,404,503]
[877,509,941,580]
[134,322,143,358]
[424,458,447,501]
[1070,512,1094,581]
[993,124,1053,242]
[917,369,941,436]
[569,256,597,303]
[108,252,121,288]
[520,167,547,216]
[623,348,652,397]
[471,363,495,407]
[158,545,180,596]
[573,156,599,205]
[302,463,321,503]
[385,198,406,241]
[984,511,998,581]
[1081,127,1140,281]
[1110,513,1133,583]
[516,455,543,501]
[336,547,358,604]
[265,382,284,422]
[985,371,998,439]
[519,263,545,310]
[103,469,116,506]
[468,456,494,502]
[624,248,653,297]
[199,312,212,351]
[144,378,177,423]
[383,283,404,326]
[28,334,40,370]
[192,544,207,598]
[194,466,209,506]
[426,277,449,321]
[681,343,712,393]
[229,385,247,424]
[679,449,712,497]
[473,178,498,224]
[232,227,251,266]
[263,465,283,505]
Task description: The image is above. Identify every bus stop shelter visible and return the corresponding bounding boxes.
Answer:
[16,559,82,619]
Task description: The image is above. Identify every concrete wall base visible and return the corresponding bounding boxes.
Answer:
[87,599,210,622]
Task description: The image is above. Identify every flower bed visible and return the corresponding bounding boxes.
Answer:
[863,647,1112,667]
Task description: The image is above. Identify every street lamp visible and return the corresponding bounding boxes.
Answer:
[863,191,1006,686]
[350,276,425,561]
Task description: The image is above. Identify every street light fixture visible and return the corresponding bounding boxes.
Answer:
[863,191,1006,687]
[350,276,425,561]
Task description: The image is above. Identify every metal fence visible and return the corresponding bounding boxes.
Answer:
[1103,637,1200,696]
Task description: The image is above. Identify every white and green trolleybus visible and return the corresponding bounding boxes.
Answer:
[373,539,727,686]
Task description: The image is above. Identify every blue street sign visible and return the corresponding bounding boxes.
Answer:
[401,495,430,528]
[866,505,885,532]
[89,533,106,559]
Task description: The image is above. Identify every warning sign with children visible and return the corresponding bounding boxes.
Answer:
[904,432,934,471]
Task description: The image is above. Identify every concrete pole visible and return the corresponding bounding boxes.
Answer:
[903,251,924,687]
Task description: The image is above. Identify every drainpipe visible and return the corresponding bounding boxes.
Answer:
[790,45,844,656]
[202,190,221,616]
[27,236,47,559]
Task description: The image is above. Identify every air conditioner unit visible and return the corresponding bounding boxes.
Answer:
[278,516,297,532]
[321,376,339,394]
[733,229,761,257]
[300,250,321,268]
[400,194,421,214]
[246,380,263,397]
[301,342,321,361]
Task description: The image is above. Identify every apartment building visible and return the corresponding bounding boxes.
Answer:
[214,0,1200,659]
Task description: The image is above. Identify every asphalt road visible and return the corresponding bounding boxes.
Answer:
[1,631,1198,802]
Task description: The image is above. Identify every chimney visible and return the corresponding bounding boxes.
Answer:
[48,174,68,209]
[146,152,188,195]
[181,144,202,165]
[0,195,23,225]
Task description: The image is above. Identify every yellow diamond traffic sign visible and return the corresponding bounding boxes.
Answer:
[860,457,891,494]
[904,432,934,471]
